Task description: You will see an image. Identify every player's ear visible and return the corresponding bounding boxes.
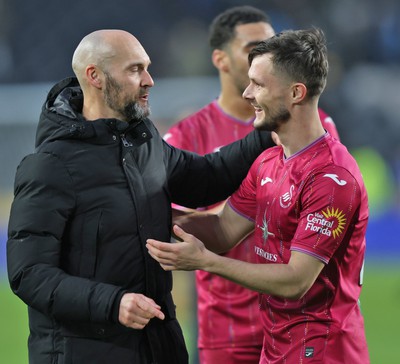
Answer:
[291,83,307,103]
[85,64,103,89]
[212,49,230,73]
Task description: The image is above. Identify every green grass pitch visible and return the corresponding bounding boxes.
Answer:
[0,263,399,363]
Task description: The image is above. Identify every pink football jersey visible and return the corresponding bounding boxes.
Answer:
[229,133,369,363]
[165,100,342,351]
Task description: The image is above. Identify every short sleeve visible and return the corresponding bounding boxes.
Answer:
[291,166,362,263]
[228,158,259,221]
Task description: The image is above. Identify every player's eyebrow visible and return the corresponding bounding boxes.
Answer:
[246,40,263,48]
[126,60,152,70]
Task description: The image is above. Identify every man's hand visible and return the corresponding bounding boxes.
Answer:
[119,293,165,329]
[146,225,208,271]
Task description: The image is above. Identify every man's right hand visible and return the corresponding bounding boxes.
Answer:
[119,293,165,329]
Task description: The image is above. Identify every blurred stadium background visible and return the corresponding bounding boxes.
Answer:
[0,0,399,363]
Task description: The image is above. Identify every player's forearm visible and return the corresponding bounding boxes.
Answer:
[173,212,235,253]
[147,227,314,299]
[202,252,310,300]
[173,202,254,254]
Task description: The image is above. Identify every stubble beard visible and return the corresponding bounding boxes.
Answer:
[257,106,291,132]
[104,72,150,123]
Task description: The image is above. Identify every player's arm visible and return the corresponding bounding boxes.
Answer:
[165,130,273,208]
[171,201,254,253]
[147,225,324,300]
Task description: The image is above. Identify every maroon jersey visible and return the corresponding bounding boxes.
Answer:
[229,133,369,363]
[165,99,341,350]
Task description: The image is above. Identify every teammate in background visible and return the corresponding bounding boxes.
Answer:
[164,6,340,363]
[148,28,370,364]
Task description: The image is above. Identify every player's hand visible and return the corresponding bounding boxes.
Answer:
[146,225,207,271]
[119,293,165,329]
[171,208,196,241]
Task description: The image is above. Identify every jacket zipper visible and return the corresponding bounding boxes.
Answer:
[120,134,132,147]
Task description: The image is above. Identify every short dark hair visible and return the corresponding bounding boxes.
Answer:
[209,5,271,50]
[249,28,328,98]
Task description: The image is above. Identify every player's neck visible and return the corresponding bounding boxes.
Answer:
[279,110,325,158]
[217,93,254,121]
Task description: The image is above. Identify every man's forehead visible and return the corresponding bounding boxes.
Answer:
[249,54,272,77]
[251,53,272,67]
[234,22,275,44]
[115,40,151,65]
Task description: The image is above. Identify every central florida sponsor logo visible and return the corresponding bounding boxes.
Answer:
[305,208,346,238]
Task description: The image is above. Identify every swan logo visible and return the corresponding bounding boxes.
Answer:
[280,185,295,208]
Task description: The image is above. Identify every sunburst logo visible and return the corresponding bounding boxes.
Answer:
[322,208,346,238]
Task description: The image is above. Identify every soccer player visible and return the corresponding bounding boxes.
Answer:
[164,6,340,363]
[148,28,370,363]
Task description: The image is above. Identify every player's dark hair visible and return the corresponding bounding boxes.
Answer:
[249,28,328,98]
[209,5,270,50]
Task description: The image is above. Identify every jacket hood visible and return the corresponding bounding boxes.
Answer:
[35,77,135,148]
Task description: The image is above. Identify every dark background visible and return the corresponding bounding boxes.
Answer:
[0,1,399,362]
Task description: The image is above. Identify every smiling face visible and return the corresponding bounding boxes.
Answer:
[243,53,291,131]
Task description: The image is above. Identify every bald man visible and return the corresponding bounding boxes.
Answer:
[7,29,273,364]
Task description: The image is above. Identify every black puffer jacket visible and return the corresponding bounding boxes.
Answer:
[7,77,273,364]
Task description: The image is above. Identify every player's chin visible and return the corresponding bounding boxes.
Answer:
[253,116,271,131]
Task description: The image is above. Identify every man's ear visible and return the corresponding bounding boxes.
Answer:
[291,83,307,103]
[212,49,230,73]
[85,65,102,89]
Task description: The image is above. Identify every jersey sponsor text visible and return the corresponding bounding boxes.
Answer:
[254,246,278,262]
